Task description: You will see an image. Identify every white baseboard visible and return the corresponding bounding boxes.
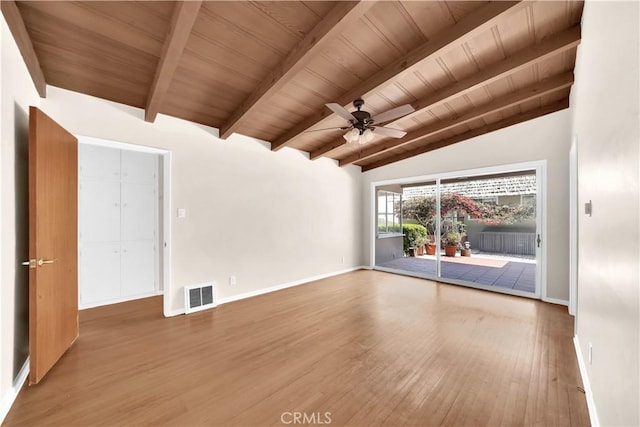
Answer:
[217,266,365,305]
[0,357,29,424]
[573,335,600,427]
[542,297,569,307]
[165,266,366,317]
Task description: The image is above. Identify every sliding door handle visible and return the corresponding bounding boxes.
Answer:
[537,234,541,248]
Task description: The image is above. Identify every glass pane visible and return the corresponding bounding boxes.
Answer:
[378,194,387,214]
[438,172,537,294]
[374,182,437,276]
[377,214,387,233]
[386,214,395,232]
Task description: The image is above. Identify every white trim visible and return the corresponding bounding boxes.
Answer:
[77,135,168,154]
[0,357,29,424]
[569,135,578,316]
[218,266,365,305]
[162,152,171,318]
[79,290,162,310]
[369,184,376,267]
[541,297,569,306]
[166,266,366,316]
[370,160,545,188]
[538,161,547,301]
[573,336,600,427]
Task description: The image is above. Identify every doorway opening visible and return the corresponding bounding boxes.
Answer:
[77,136,171,316]
[372,162,545,300]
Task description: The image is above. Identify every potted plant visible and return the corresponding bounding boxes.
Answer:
[461,241,471,257]
[426,235,437,255]
[415,235,427,256]
[442,231,461,257]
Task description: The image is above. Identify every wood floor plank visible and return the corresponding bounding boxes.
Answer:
[3,270,589,426]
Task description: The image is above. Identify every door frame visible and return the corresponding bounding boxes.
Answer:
[76,136,172,317]
[569,136,578,316]
[370,160,547,301]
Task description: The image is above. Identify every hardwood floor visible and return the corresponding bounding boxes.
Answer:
[4,270,589,426]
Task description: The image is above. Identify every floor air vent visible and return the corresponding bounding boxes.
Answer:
[184,282,217,314]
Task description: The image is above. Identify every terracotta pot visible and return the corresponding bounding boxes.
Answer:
[444,245,457,257]
[417,245,425,256]
[426,244,436,255]
[461,249,471,257]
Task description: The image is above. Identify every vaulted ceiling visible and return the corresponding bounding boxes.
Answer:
[2,1,583,171]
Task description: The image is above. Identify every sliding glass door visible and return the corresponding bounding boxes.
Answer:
[373,164,542,299]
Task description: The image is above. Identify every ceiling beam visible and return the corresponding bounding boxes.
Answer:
[360,99,569,172]
[219,1,374,140]
[1,1,46,97]
[337,72,574,166]
[270,1,526,152]
[145,1,202,123]
[313,24,581,160]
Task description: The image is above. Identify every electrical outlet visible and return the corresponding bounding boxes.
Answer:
[588,342,593,365]
[229,276,236,286]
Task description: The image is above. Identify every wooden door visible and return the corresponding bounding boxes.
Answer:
[27,106,79,384]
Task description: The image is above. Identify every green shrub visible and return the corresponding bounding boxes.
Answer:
[402,223,427,252]
[378,224,402,234]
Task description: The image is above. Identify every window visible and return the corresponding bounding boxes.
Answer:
[521,194,536,205]
[377,191,402,235]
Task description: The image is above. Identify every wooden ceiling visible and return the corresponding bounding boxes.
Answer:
[2,1,583,171]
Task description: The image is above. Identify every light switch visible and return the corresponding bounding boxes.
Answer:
[584,200,592,216]
[177,208,186,219]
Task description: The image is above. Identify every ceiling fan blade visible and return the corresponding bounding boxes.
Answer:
[305,126,350,133]
[372,126,407,138]
[326,103,356,122]
[371,104,415,124]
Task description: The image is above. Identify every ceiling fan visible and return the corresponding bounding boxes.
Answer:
[307,98,415,145]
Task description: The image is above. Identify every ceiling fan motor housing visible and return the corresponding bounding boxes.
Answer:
[351,99,373,133]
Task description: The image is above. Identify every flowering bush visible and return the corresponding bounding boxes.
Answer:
[399,193,535,227]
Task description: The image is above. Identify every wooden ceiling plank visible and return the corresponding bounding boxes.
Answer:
[313,24,581,160]
[1,0,46,97]
[360,98,569,171]
[270,1,526,152]
[336,71,574,165]
[219,1,374,139]
[145,1,202,123]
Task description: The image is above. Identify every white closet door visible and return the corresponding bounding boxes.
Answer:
[121,183,155,241]
[80,243,121,304]
[80,181,120,242]
[121,150,156,183]
[79,144,120,180]
[121,241,156,296]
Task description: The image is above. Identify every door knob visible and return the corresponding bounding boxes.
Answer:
[37,258,57,267]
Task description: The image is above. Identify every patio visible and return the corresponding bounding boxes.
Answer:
[377,253,536,293]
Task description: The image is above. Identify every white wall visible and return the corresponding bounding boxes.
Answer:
[361,109,573,301]
[570,1,640,425]
[0,16,40,416]
[39,86,363,315]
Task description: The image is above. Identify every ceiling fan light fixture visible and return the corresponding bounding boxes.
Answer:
[360,128,374,144]
[343,128,360,144]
